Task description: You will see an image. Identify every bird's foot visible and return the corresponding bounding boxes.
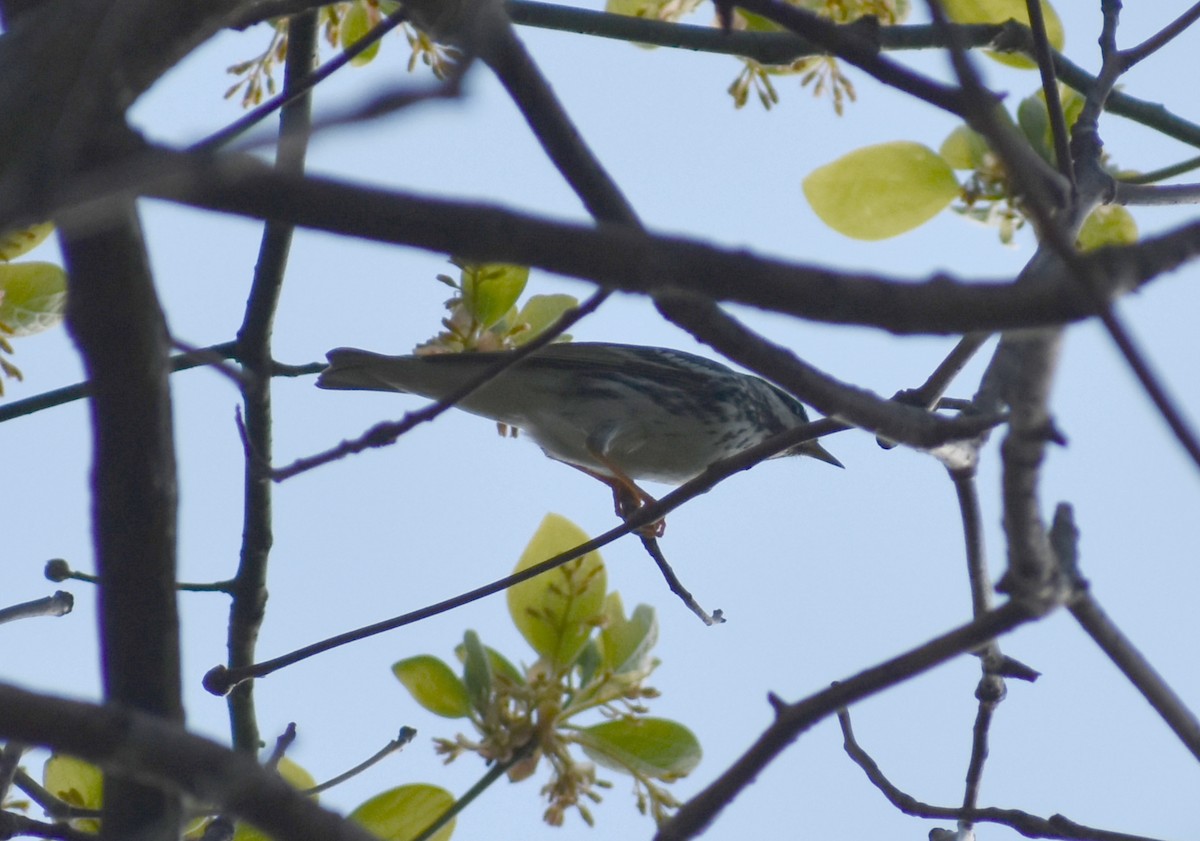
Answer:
[613,486,665,538]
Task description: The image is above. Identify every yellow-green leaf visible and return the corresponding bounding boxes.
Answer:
[0,222,53,261]
[600,593,658,674]
[350,784,455,841]
[461,263,529,330]
[44,754,103,833]
[452,642,525,686]
[1077,205,1138,251]
[942,0,1063,68]
[231,759,318,841]
[1017,85,1087,165]
[342,0,381,66]
[507,513,606,669]
[605,0,701,22]
[576,718,701,780]
[512,294,578,346]
[733,9,783,32]
[460,630,492,715]
[803,142,959,240]
[0,261,67,336]
[393,655,472,718]
[939,124,989,170]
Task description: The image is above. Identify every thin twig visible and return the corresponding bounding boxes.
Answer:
[410,743,535,841]
[877,332,990,449]
[189,8,410,154]
[638,534,723,626]
[1117,2,1200,71]
[0,591,73,624]
[225,10,317,755]
[837,708,1169,841]
[205,418,847,693]
[304,727,416,797]
[272,289,608,481]
[264,722,298,770]
[1067,584,1200,763]
[0,742,25,803]
[1117,154,1200,185]
[1024,0,1073,185]
[0,341,239,424]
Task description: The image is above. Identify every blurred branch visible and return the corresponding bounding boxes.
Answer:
[0,342,319,424]
[652,293,1000,449]
[0,682,382,841]
[1025,0,1073,184]
[149,160,1200,334]
[191,8,410,154]
[0,591,73,624]
[60,198,184,841]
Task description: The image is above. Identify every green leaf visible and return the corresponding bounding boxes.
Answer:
[939,124,989,171]
[0,261,68,336]
[0,222,53,261]
[576,718,702,780]
[1017,85,1087,165]
[512,294,578,346]
[733,9,783,32]
[507,513,607,669]
[601,593,658,674]
[803,142,959,240]
[44,754,103,832]
[274,757,317,792]
[575,638,603,687]
[461,263,529,329]
[453,642,526,687]
[350,784,456,841]
[341,0,381,66]
[605,0,702,23]
[1077,205,1138,251]
[393,655,472,718]
[1016,91,1053,162]
[942,0,1063,68]
[461,630,493,714]
[231,759,318,841]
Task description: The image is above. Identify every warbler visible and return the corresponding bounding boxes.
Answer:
[317,342,841,527]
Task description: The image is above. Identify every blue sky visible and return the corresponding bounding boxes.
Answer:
[5,4,1200,840]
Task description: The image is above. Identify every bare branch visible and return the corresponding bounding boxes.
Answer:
[0,591,73,624]
[658,601,1041,841]
[838,709,1171,841]
[1118,2,1200,70]
[1057,507,1200,763]
[224,9,317,757]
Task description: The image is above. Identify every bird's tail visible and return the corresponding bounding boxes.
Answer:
[316,348,417,393]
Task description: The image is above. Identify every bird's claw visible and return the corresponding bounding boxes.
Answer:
[614,487,665,538]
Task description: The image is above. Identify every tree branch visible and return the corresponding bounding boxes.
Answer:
[60,199,183,841]
[0,683,383,841]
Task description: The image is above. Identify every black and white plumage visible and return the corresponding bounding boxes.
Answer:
[317,342,842,491]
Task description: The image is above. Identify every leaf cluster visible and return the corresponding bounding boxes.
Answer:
[392,514,701,828]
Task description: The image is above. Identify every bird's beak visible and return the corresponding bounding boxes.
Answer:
[798,439,844,469]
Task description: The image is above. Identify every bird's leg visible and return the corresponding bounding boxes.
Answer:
[570,453,666,538]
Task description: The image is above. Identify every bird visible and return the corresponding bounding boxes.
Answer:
[317,342,842,533]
